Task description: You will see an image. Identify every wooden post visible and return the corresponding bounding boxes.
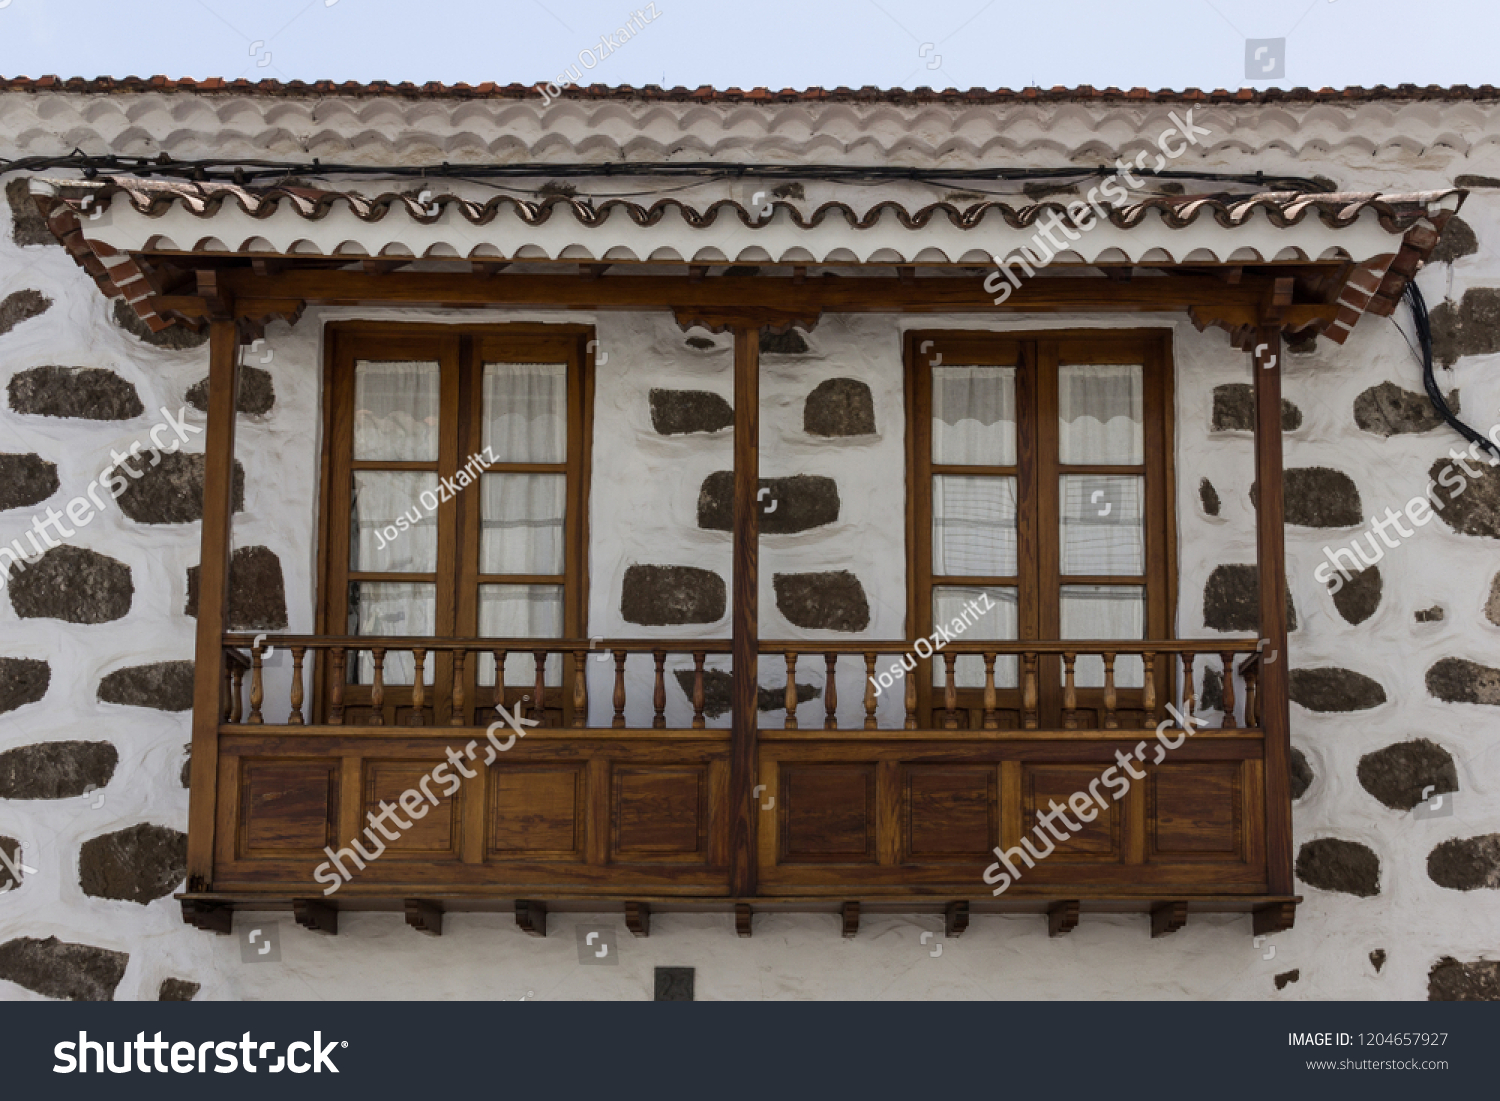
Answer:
[1253,327,1294,897]
[730,325,760,897]
[185,318,240,890]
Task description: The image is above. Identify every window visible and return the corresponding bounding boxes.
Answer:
[907,330,1175,728]
[318,324,592,725]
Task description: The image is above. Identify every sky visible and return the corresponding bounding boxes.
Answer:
[0,0,1493,93]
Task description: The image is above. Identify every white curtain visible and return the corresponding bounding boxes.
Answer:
[349,581,436,685]
[1058,364,1143,465]
[932,476,1017,576]
[934,586,1018,688]
[1060,584,1145,688]
[932,366,1016,465]
[480,474,566,575]
[478,585,564,687]
[1058,474,1143,576]
[354,360,440,461]
[483,363,567,463]
[351,471,439,573]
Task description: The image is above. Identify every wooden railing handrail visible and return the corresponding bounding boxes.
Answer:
[755,638,1260,655]
[222,634,733,653]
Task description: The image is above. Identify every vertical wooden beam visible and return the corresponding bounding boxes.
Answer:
[730,325,760,897]
[185,318,240,889]
[1252,327,1294,896]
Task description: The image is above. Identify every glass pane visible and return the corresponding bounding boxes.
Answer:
[481,474,566,575]
[354,360,440,461]
[1058,363,1143,465]
[933,586,1018,688]
[478,584,564,687]
[350,472,439,573]
[932,476,1017,577]
[1061,584,1145,688]
[1059,475,1144,576]
[483,362,567,463]
[932,366,1016,466]
[348,580,436,685]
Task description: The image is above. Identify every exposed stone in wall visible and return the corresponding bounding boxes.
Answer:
[0,288,51,338]
[7,366,144,420]
[0,936,129,1001]
[1488,574,1500,626]
[1354,382,1457,436]
[697,472,840,534]
[0,452,59,511]
[1330,565,1381,625]
[1416,605,1445,623]
[0,657,49,714]
[1212,384,1302,432]
[181,743,191,788]
[98,660,195,711]
[185,545,289,630]
[116,453,245,524]
[1430,288,1500,366]
[1296,838,1381,897]
[1429,957,1500,1000]
[1286,332,1318,356]
[1201,665,1223,711]
[7,545,133,624]
[1201,564,1297,632]
[1370,949,1387,973]
[1199,477,1220,516]
[112,299,210,351]
[648,388,733,435]
[773,570,871,632]
[760,328,809,355]
[79,823,188,905]
[1282,467,1362,528]
[6,177,53,247]
[0,836,22,888]
[1425,657,1500,706]
[159,978,200,1001]
[1290,667,1386,712]
[620,565,725,625]
[683,336,718,351]
[186,364,275,416]
[1357,739,1457,811]
[1290,746,1314,800]
[1430,215,1478,264]
[1427,835,1500,891]
[803,378,876,437]
[1274,969,1300,990]
[671,669,820,719]
[0,740,118,800]
[1427,455,1500,538]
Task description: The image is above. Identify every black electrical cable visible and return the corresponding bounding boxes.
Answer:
[1407,280,1498,459]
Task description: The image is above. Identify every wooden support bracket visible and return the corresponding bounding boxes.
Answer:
[1253,901,1297,937]
[293,899,338,936]
[1150,901,1188,939]
[404,899,443,937]
[841,901,860,939]
[625,901,650,938]
[735,903,753,938]
[944,901,969,938]
[516,899,547,937]
[1048,900,1081,938]
[181,899,233,936]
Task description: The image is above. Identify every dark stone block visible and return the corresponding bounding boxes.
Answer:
[1357,739,1457,811]
[803,378,876,437]
[0,740,118,800]
[697,472,840,534]
[1426,656,1500,706]
[1427,455,1500,538]
[1289,746,1313,800]
[0,452,59,511]
[670,669,819,719]
[7,366,144,421]
[0,288,51,338]
[1415,605,1445,623]
[1274,969,1299,990]
[1199,477,1220,516]
[773,570,871,632]
[620,565,725,626]
[1430,215,1478,263]
[1430,288,1500,367]
[648,388,733,435]
[0,836,22,888]
[8,545,133,624]
[98,660,195,711]
[1370,949,1386,973]
[684,337,718,351]
[1429,957,1500,1000]
[159,978,200,1001]
[113,298,209,350]
[186,364,275,416]
[1283,467,1363,528]
[116,452,245,524]
[1290,667,1386,712]
[185,545,288,630]
[1211,383,1301,432]
[1296,837,1380,897]
[1354,381,1457,436]
[1427,834,1500,891]
[181,743,191,789]
[0,936,129,1001]
[0,657,49,714]
[79,823,188,905]
[1330,565,1381,625]
[759,328,808,355]
[1201,665,1224,712]
[1201,564,1297,632]
[654,966,695,1001]
[6,177,53,247]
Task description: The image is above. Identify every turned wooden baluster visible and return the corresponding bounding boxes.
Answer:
[248,646,264,724]
[823,653,838,731]
[1062,651,1078,731]
[612,651,628,729]
[981,652,998,730]
[449,650,467,727]
[370,647,386,727]
[904,661,918,730]
[572,651,588,728]
[784,652,799,729]
[943,651,958,730]
[329,648,346,726]
[410,648,426,727]
[230,663,245,724]
[288,645,306,725]
[652,650,667,729]
[491,649,508,715]
[533,650,548,727]
[1243,659,1260,728]
[1219,651,1237,729]
[1141,651,1157,731]
[1180,652,1196,729]
[863,652,878,730]
[691,651,707,730]
[1021,652,1039,730]
[1103,652,1118,730]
